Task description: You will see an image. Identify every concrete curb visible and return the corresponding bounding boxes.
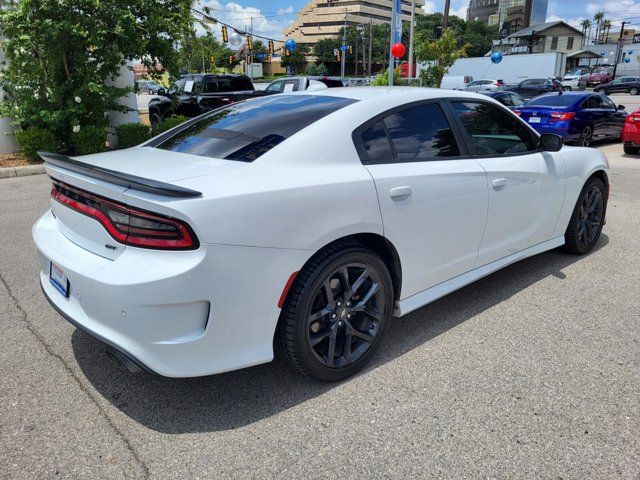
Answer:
[0,164,46,179]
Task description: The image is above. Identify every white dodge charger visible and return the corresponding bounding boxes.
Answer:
[33,88,609,381]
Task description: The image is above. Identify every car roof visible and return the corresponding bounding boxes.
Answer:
[294,86,495,102]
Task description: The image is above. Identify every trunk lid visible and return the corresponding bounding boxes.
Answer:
[44,147,244,259]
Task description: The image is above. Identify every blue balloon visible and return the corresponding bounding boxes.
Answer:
[625,57,631,63]
[600,51,605,56]
[629,50,634,54]
[284,39,296,52]
[490,51,503,64]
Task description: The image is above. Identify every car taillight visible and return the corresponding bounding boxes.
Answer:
[626,115,640,124]
[51,181,199,250]
[550,112,576,122]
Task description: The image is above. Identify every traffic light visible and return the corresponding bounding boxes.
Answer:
[334,48,340,61]
[210,56,215,64]
[229,55,234,63]
[266,55,272,63]
[246,35,252,50]
[348,45,353,54]
[268,40,274,54]
[221,25,228,43]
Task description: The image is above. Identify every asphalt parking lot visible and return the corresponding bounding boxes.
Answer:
[1,142,639,479]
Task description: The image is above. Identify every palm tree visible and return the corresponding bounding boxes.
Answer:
[603,20,612,43]
[581,19,591,46]
[593,11,605,44]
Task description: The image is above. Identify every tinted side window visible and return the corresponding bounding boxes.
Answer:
[361,121,394,164]
[601,96,616,109]
[230,77,254,91]
[383,104,460,161]
[266,80,283,93]
[499,94,515,106]
[450,101,537,156]
[203,77,219,93]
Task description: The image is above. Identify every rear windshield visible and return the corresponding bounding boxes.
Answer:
[203,76,254,93]
[525,95,578,107]
[155,95,357,161]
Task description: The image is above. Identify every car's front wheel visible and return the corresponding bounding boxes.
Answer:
[278,243,394,381]
[631,87,639,95]
[564,176,606,255]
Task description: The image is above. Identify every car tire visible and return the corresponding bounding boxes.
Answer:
[539,90,548,95]
[577,126,593,147]
[631,87,639,95]
[564,176,606,255]
[150,112,162,130]
[148,89,154,95]
[277,242,394,382]
[564,86,572,91]
[624,144,640,154]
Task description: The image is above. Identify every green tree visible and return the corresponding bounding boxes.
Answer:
[280,46,309,74]
[415,29,468,87]
[0,0,193,154]
[314,38,342,64]
[465,21,498,57]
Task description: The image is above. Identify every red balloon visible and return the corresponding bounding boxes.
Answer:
[391,42,406,59]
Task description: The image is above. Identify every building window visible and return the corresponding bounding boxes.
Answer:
[551,36,558,50]
[567,36,574,50]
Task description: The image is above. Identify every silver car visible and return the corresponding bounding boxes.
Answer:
[465,79,506,92]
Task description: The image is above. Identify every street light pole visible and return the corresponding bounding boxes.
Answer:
[368,18,372,77]
[408,0,415,78]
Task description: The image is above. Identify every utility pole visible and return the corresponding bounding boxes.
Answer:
[408,0,415,78]
[388,0,399,86]
[341,9,347,78]
[613,21,627,80]
[368,18,373,77]
[443,0,451,29]
[248,17,253,81]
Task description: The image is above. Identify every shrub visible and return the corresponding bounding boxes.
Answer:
[14,127,60,161]
[306,63,328,76]
[116,123,152,149]
[155,115,189,134]
[70,126,108,155]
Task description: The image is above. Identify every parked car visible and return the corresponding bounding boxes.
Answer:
[464,79,505,92]
[562,67,591,91]
[594,76,640,95]
[263,76,344,94]
[440,75,473,90]
[136,80,162,95]
[34,88,609,381]
[622,108,640,154]
[587,68,614,87]
[507,78,563,99]
[481,91,525,109]
[514,92,627,146]
[148,74,266,127]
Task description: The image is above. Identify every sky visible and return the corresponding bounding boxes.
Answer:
[196,0,640,41]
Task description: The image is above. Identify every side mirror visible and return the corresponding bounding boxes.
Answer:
[539,133,564,152]
[618,104,626,111]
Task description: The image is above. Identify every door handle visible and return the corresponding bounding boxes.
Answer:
[492,178,507,189]
[389,186,412,198]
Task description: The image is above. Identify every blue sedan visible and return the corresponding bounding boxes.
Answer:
[514,92,627,146]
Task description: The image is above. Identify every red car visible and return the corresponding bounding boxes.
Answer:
[622,109,640,154]
[587,68,614,87]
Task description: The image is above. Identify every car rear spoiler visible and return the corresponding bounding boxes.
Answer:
[38,151,202,199]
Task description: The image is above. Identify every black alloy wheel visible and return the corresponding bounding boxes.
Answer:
[278,243,393,381]
[578,126,593,147]
[630,87,639,95]
[564,177,606,254]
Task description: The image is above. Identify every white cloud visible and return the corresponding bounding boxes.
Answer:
[586,0,640,16]
[450,0,469,19]
[196,0,296,41]
[422,1,437,14]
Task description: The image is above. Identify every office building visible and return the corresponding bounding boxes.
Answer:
[283,0,425,47]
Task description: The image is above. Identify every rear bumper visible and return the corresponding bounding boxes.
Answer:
[34,209,311,377]
[622,123,640,145]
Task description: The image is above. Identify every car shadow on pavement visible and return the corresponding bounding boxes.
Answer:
[72,235,609,434]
